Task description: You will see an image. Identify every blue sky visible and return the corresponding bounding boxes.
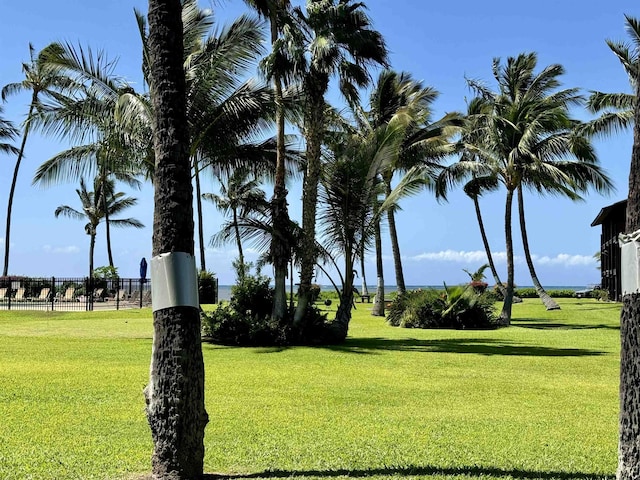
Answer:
[0,0,636,286]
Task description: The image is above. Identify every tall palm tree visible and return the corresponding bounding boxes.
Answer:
[203,170,268,280]
[131,2,274,274]
[292,0,388,326]
[586,15,639,135]
[1,43,68,276]
[445,53,611,324]
[54,177,143,279]
[243,0,294,323]
[144,0,208,477]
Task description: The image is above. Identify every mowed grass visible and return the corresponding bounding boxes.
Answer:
[0,299,620,480]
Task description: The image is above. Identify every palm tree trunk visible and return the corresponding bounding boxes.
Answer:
[517,187,560,310]
[269,5,291,323]
[3,99,35,276]
[472,196,506,298]
[89,232,96,279]
[145,2,208,478]
[294,89,325,327]
[233,207,244,279]
[498,188,515,326]
[101,168,115,269]
[329,249,355,342]
[359,237,369,297]
[384,177,406,294]
[193,157,206,271]
[372,217,385,317]
[618,79,640,480]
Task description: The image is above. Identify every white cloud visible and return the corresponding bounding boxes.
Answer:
[43,245,80,254]
[405,250,595,268]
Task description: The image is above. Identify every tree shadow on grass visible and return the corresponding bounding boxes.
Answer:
[202,465,612,479]
[514,319,619,331]
[247,337,605,357]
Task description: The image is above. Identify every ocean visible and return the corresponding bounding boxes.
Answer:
[216,284,584,302]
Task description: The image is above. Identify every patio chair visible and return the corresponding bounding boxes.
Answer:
[116,289,128,302]
[61,287,75,302]
[36,288,51,302]
[0,288,8,301]
[93,288,104,301]
[13,288,26,301]
[142,290,152,306]
[130,290,141,303]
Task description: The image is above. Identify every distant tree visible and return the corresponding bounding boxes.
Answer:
[54,177,143,279]
[1,43,66,276]
[203,169,268,280]
[0,106,18,156]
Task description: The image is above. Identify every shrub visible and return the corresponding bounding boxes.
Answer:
[592,288,610,301]
[198,270,217,304]
[309,284,321,303]
[387,286,498,330]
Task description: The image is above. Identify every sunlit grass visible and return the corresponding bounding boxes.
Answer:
[0,298,620,479]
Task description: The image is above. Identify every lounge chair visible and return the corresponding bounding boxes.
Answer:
[0,288,8,301]
[93,288,104,301]
[61,287,75,302]
[130,290,141,304]
[142,290,152,306]
[13,288,26,301]
[36,288,51,302]
[116,289,128,301]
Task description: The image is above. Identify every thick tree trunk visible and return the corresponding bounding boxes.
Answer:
[618,79,640,480]
[294,85,326,326]
[498,188,514,326]
[384,177,406,294]
[371,217,385,317]
[472,196,506,298]
[145,1,208,478]
[329,253,355,342]
[517,187,560,310]
[3,100,34,276]
[193,157,206,272]
[269,7,291,324]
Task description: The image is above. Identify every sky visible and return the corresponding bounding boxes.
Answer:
[0,0,637,287]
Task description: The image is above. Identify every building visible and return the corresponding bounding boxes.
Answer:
[591,200,626,301]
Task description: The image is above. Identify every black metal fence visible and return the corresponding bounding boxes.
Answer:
[0,277,152,311]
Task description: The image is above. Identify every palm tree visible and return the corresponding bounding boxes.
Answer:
[292,0,388,326]
[0,106,18,156]
[144,0,208,477]
[1,43,68,276]
[131,2,275,274]
[586,15,639,135]
[243,0,294,323]
[445,53,611,324]
[203,170,268,280]
[54,177,143,279]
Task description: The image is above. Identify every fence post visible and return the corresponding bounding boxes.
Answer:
[51,277,55,311]
[116,277,120,311]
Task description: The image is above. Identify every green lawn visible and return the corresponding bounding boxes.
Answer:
[0,299,620,480]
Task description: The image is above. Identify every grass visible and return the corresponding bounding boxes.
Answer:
[0,298,620,480]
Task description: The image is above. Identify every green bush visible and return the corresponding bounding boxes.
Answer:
[591,288,610,301]
[198,270,217,304]
[387,286,498,330]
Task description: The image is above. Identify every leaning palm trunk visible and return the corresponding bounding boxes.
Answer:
[89,232,96,280]
[144,2,208,478]
[193,157,206,271]
[294,91,325,326]
[498,188,515,325]
[618,77,640,480]
[384,178,406,294]
[371,216,385,316]
[233,207,245,279]
[359,237,369,298]
[472,195,506,298]
[3,99,35,276]
[517,188,560,310]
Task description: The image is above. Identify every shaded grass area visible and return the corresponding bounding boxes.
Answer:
[0,299,620,479]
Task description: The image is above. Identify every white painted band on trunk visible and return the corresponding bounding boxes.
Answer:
[619,230,640,294]
[150,252,199,312]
